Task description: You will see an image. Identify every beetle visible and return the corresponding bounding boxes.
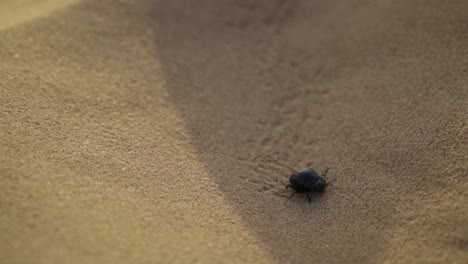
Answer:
[286,166,335,203]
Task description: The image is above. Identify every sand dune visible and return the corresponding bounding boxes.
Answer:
[1,0,467,263]
[0,0,79,30]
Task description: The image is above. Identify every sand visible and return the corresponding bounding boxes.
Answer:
[0,0,467,263]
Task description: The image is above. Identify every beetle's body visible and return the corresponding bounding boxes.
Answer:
[286,167,333,202]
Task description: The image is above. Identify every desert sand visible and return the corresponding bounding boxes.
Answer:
[0,0,467,263]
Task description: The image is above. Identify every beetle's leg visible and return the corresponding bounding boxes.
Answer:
[285,184,293,189]
[288,192,295,199]
[306,162,314,168]
[307,192,312,203]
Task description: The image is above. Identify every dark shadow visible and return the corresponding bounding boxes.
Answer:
[147,0,466,262]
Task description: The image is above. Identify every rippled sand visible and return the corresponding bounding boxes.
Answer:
[1,1,467,263]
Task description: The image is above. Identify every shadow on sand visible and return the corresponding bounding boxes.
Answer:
[148,0,466,262]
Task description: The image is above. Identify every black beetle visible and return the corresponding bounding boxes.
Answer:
[286,166,335,203]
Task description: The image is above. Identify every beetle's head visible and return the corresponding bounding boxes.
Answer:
[313,181,327,193]
[313,179,336,193]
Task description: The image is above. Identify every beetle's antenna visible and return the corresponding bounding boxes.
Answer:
[322,167,330,177]
[285,165,296,173]
[276,162,295,173]
[326,179,337,186]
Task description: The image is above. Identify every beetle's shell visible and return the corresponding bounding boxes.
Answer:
[289,168,323,192]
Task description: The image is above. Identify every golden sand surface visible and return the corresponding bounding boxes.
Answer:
[1,1,467,263]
